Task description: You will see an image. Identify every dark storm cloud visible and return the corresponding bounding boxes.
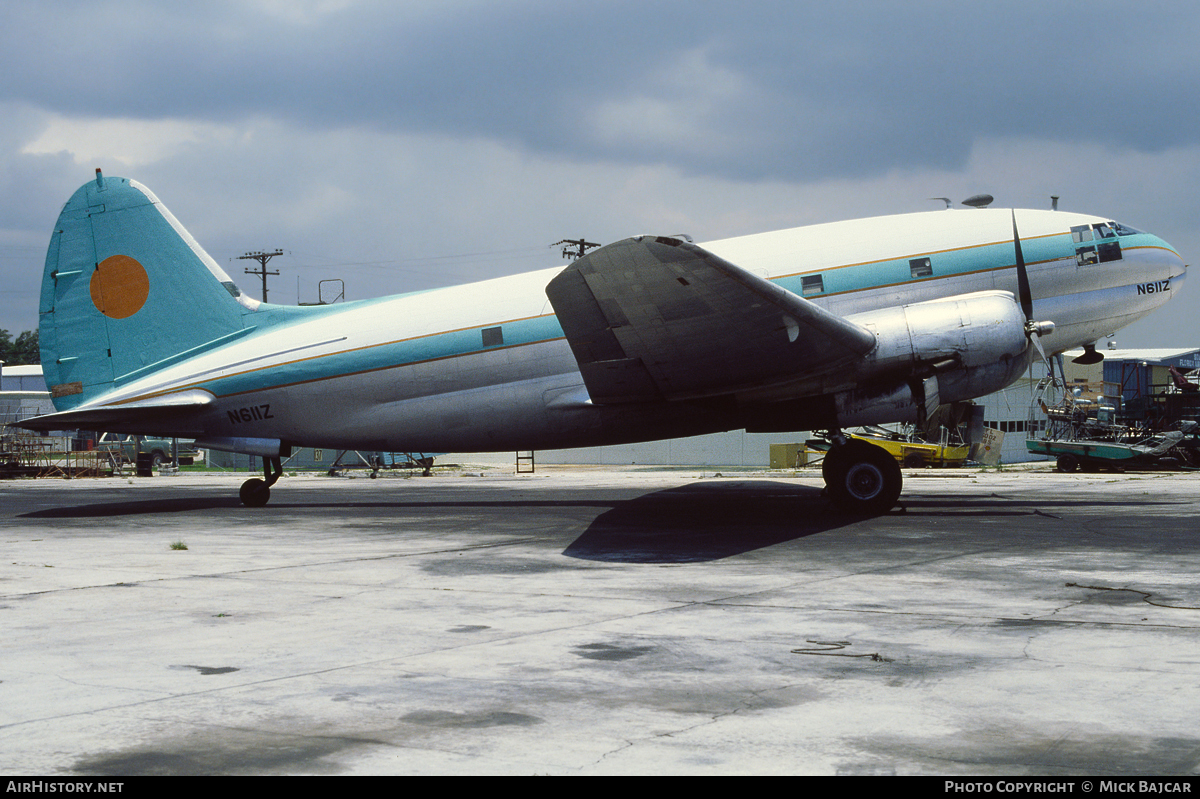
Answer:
[4,1,1198,182]
[3,1,1199,345]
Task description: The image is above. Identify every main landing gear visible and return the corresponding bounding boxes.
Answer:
[240,457,282,507]
[821,437,903,515]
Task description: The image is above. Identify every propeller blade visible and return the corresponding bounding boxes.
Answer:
[1012,210,1033,322]
[1011,212,1058,373]
[1031,327,1048,363]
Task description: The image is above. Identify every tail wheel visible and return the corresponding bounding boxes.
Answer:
[239,456,282,507]
[824,440,903,514]
[239,478,271,507]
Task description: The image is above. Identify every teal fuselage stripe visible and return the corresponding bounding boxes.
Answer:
[774,229,1068,298]
[197,313,570,398]
[190,230,1167,400]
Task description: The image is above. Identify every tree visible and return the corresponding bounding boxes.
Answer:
[0,329,39,365]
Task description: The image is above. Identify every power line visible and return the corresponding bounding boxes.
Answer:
[552,238,601,261]
[238,250,283,302]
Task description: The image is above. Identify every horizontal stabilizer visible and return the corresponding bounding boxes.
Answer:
[10,389,212,433]
[545,236,876,403]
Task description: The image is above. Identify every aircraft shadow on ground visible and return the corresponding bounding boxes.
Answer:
[562,481,852,563]
[17,481,1187,565]
[15,496,619,518]
[17,481,847,564]
[18,496,246,517]
[559,483,1189,564]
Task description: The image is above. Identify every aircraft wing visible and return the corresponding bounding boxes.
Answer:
[10,389,213,434]
[545,236,877,403]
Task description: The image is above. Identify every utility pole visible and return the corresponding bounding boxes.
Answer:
[553,238,601,261]
[238,250,283,302]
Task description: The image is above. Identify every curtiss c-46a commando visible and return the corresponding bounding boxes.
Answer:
[17,171,1186,510]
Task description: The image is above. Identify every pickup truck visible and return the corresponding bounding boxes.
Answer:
[97,434,200,469]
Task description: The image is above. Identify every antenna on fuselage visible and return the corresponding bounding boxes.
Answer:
[930,195,994,209]
[1051,195,1060,211]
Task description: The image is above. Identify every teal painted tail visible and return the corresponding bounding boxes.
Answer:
[39,171,252,410]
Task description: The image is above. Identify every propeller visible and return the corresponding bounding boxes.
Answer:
[1012,210,1054,363]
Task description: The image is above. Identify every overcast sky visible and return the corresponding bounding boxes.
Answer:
[1,0,1197,349]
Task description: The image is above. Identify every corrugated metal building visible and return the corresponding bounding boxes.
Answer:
[0,364,54,430]
[0,364,47,392]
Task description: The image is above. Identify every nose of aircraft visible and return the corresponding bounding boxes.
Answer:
[1143,231,1186,290]
[1172,257,1187,290]
[1163,237,1187,291]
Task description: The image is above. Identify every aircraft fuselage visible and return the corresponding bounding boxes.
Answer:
[68,206,1183,455]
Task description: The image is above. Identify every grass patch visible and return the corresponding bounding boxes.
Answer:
[169,540,188,551]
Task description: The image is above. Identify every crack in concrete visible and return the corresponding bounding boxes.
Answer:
[1066,581,1200,611]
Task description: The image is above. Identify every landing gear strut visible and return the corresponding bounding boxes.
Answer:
[240,457,282,507]
[822,438,903,515]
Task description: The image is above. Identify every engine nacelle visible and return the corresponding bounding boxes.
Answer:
[743,291,1033,432]
[847,290,1029,374]
[833,291,1031,427]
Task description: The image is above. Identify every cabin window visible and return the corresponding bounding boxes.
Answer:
[1076,246,1098,267]
[910,257,932,278]
[801,274,824,295]
[1098,241,1122,263]
[482,326,504,347]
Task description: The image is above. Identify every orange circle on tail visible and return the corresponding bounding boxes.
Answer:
[90,255,150,319]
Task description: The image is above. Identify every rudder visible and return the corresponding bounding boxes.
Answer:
[39,170,253,410]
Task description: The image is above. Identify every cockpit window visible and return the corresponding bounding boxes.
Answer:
[1073,222,1141,242]
[1071,222,1138,265]
[1098,241,1121,263]
[1111,221,1144,236]
[1075,241,1122,266]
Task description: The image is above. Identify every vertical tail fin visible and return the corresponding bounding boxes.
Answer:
[39,171,255,410]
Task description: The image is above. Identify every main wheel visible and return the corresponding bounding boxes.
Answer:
[824,440,903,514]
[240,478,271,507]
